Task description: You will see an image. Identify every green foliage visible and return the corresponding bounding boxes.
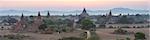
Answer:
[46,25,72,33]
[2,34,29,40]
[134,32,146,40]
[39,24,47,31]
[59,37,83,40]
[118,16,134,24]
[126,37,130,40]
[42,19,74,32]
[114,28,127,34]
[43,19,54,25]
[2,17,18,23]
[43,19,73,26]
[80,19,95,30]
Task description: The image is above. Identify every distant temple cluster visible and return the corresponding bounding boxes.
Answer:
[13,12,43,32]
[0,8,149,32]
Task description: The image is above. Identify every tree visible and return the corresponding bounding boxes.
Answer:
[43,19,54,25]
[80,19,96,30]
[126,37,130,40]
[2,17,18,24]
[113,28,127,34]
[134,32,146,40]
[39,24,47,31]
[117,16,133,24]
[59,37,83,40]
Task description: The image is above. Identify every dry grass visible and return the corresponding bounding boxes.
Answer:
[0,28,149,40]
[0,30,83,40]
[96,28,150,40]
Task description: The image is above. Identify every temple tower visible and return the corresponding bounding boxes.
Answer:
[47,11,50,17]
[79,8,89,19]
[14,13,26,32]
[27,11,43,32]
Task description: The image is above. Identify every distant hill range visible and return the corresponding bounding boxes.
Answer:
[0,8,149,16]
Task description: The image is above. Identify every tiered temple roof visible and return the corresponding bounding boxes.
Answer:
[79,8,89,18]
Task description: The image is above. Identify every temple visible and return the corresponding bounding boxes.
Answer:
[79,8,89,18]
[14,13,27,32]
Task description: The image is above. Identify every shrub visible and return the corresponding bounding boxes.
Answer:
[126,37,130,40]
[59,37,83,40]
[113,28,127,34]
[134,32,146,40]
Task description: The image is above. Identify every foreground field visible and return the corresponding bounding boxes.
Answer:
[96,28,150,40]
[0,28,149,40]
[0,30,82,40]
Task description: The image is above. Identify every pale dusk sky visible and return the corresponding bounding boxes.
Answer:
[0,0,149,9]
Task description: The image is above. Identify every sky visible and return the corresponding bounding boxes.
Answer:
[0,0,149,9]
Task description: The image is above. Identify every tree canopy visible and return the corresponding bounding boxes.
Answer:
[117,16,134,24]
[80,19,96,30]
[134,32,146,40]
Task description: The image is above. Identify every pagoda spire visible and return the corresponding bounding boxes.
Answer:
[63,13,65,17]
[109,10,112,16]
[82,8,87,13]
[21,13,24,19]
[47,11,50,17]
[14,13,26,32]
[37,11,42,19]
[38,11,41,16]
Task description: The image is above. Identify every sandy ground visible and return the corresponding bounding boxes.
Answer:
[0,28,149,40]
[0,30,82,40]
[96,28,150,40]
